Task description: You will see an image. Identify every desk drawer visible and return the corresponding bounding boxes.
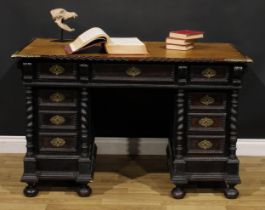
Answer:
[190,65,229,84]
[186,161,225,173]
[188,92,227,111]
[187,135,225,155]
[188,113,226,132]
[38,89,78,107]
[91,63,175,83]
[38,110,77,130]
[38,133,77,154]
[37,157,78,171]
[37,62,77,80]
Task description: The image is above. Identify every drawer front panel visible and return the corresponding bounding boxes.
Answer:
[188,113,226,132]
[38,89,78,107]
[38,111,77,130]
[188,92,227,110]
[91,63,175,82]
[187,135,225,155]
[37,158,78,171]
[38,133,77,153]
[37,63,77,80]
[190,65,229,84]
[186,161,225,173]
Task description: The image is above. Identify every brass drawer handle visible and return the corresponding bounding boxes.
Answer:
[49,92,65,103]
[200,95,215,106]
[126,67,142,77]
[49,64,65,75]
[198,139,213,150]
[49,115,66,125]
[50,137,66,147]
[198,117,214,127]
[201,68,217,78]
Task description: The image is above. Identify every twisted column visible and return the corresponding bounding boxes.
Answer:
[229,90,239,159]
[80,88,89,157]
[25,86,34,157]
[176,89,185,159]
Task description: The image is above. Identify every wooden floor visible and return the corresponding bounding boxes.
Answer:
[0,155,264,210]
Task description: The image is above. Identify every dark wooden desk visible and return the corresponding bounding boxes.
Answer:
[12,38,252,199]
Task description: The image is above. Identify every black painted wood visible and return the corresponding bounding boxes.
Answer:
[17,54,247,198]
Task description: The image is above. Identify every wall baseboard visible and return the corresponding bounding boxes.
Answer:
[0,136,264,156]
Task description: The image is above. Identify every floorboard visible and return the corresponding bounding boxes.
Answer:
[0,155,264,210]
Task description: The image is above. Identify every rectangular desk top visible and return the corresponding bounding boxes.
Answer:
[12,38,252,63]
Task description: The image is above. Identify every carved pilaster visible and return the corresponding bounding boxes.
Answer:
[80,88,90,157]
[25,86,34,157]
[229,90,239,159]
[21,62,34,82]
[177,65,188,85]
[175,89,185,159]
[228,65,244,159]
[79,63,90,82]
[232,66,244,86]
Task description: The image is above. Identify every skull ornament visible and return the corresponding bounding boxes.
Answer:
[50,8,78,32]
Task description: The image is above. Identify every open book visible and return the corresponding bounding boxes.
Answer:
[65,27,148,55]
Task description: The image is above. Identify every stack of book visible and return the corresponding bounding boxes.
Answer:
[166,30,204,51]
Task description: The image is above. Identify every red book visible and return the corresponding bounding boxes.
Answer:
[169,30,204,40]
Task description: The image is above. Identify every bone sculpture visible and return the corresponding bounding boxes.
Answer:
[50,8,78,32]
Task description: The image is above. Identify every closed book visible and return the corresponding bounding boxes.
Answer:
[169,30,204,40]
[166,37,194,46]
[166,44,194,51]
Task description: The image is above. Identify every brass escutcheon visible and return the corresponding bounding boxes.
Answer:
[49,115,66,125]
[49,92,65,103]
[126,66,142,77]
[50,137,66,147]
[49,64,65,75]
[201,68,217,79]
[200,95,215,106]
[198,117,214,127]
[198,139,213,150]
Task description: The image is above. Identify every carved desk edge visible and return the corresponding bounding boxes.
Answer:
[11,53,253,63]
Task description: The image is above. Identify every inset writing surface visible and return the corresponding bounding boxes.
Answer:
[12,38,252,63]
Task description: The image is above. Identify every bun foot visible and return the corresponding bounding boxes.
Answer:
[77,184,92,197]
[224,185,239,199]
[171,187,185,199]
[23,184,39,197]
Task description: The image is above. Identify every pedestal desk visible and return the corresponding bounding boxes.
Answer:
[12,38,252,198]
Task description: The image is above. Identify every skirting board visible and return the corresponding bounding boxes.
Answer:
[0,136,264,156]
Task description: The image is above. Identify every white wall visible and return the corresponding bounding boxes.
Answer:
[0,136,264,156]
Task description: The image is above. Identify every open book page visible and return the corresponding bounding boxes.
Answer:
[68,27,110,53]
[108,37,145,45]
[65,27,148,54]
[105,37,148,54]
